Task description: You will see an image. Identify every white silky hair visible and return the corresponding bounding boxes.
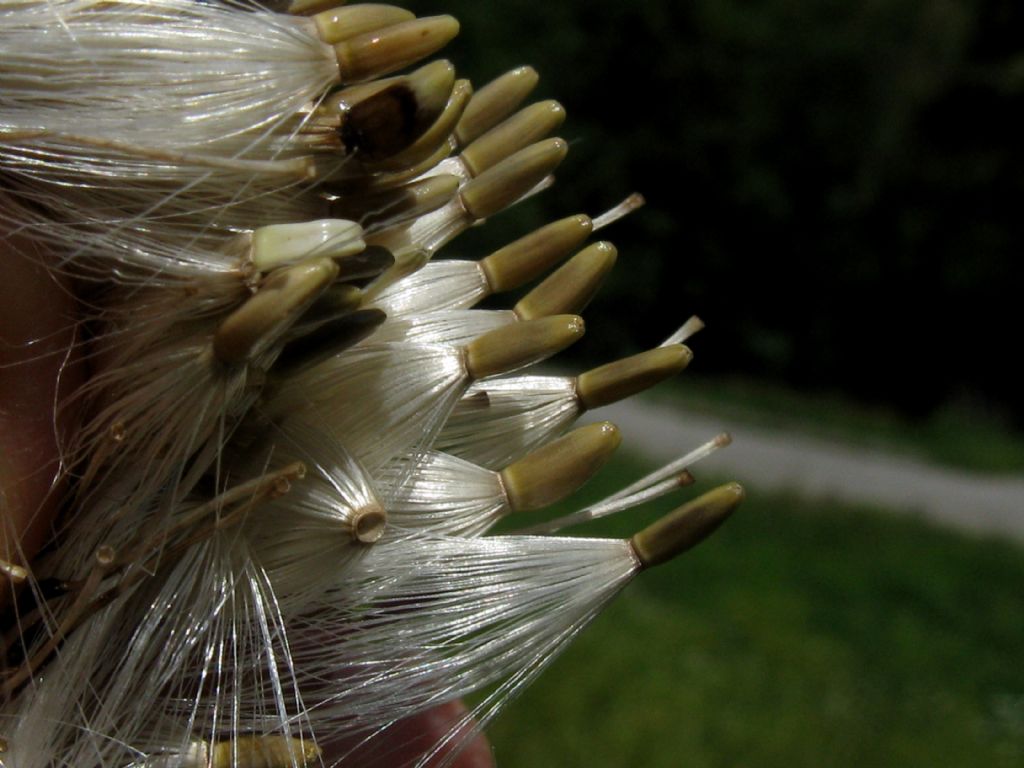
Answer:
[377,451,508,536]
[6,535,313,768]
[436,374,580,469]
[237,420,383,605]
[7,521,641,768]
[24,231,248,527]
[0,193,242,284]
[46,226,368,565]
[0,0,343,240]
[52,281,309,551]
[0,0,338,172]
[370,259,489,316]
[0,180,326,280]
[54,340,252,563]
[264,341,470,474]
[217,532,640,757]
[368,308,514,346]
[5,193,355,286]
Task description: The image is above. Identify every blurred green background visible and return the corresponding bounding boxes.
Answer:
[402,0,1024,764]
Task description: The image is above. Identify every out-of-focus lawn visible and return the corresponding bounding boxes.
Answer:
[658,375,1024,474]
[487,456,1024,767]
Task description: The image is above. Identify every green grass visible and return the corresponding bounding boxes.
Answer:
[651,375,1024,474]
[485,455,1024,767]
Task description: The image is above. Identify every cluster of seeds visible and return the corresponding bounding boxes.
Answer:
[0,2,741,766]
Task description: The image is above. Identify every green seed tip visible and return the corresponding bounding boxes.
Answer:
[335,16,461,84]
[313,5,417,45]
[460,137,569,220]
[514,242,617,320]
[501,421,622,512]
[630,482,744,569]
[576,344,693,411]
[464,314,584,380]
[480,214,595,293]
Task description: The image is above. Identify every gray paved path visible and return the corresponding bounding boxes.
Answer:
[594,398,1024,541]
